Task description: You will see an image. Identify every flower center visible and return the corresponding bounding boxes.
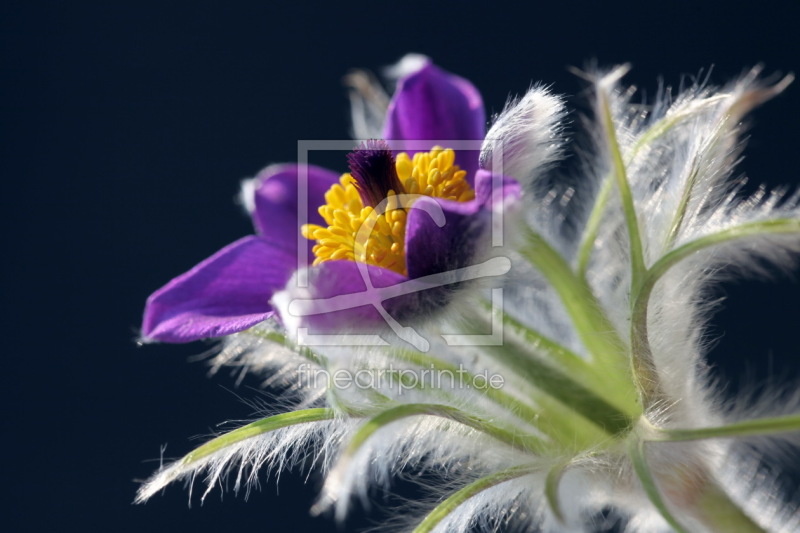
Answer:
[301,142,475,276]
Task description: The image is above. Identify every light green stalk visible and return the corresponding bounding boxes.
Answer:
[181,408,337,465]
[413,464,540,533]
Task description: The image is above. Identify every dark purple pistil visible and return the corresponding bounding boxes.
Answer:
[347,139,405,207]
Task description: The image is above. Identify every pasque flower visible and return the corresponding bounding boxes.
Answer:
[142,56,518,344]
[138,58,800,532]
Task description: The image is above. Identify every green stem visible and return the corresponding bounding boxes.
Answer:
[182,408,337,465]
[664,160,704,249]
[598,88,646,290]
[520,227,626,369]
[665,80,795,250]
[413,464,539,533]
[633,95,729,156]
[381,348,598,449]
[631,436,765,533]
[389,348,547,429]
[498,308,640,418]
[343,404,549,461]
[577,177,614,280]
[627,438,691,533]
[499,309,604,385]
[650,218,800,285]
[630,217,800,407]
[544,459,572,522]
[244,328,326,366]
[646,414,800,442]
[479,333,633,436]
[631,422,768,532]
[576,94,729,279]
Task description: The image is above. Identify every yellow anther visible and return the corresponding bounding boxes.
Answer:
[330,248,351,260]
[396,154,413,181]
[303,147,475,276]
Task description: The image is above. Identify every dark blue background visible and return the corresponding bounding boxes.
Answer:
[3,2,799,532]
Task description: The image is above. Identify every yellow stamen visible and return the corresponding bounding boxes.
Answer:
[301,147,475,276]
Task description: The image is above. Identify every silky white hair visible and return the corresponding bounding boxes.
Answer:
[138,58,799,532]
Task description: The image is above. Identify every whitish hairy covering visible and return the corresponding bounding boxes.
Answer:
[210,319,328,406]
[319,416,530,520]
[720,447,800,533]
[136,416,351,504]
[345,53,429,140]
[481,87,568,189]
[346,69,390,140]
[138,63,800,533]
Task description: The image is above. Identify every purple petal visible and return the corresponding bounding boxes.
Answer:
[382,61,485,180]
[405,170,520,279]
[276,260,413,333]
[278,257,495,337]
[404,196,484,280]
[274,172,521,335]
[253,164,340,259]
[142,236,296,343]
[473,169,522,207]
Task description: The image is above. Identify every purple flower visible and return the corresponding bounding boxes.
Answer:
[142,58,520,343]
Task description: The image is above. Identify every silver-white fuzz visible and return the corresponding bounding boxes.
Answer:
[138,63,800,532]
